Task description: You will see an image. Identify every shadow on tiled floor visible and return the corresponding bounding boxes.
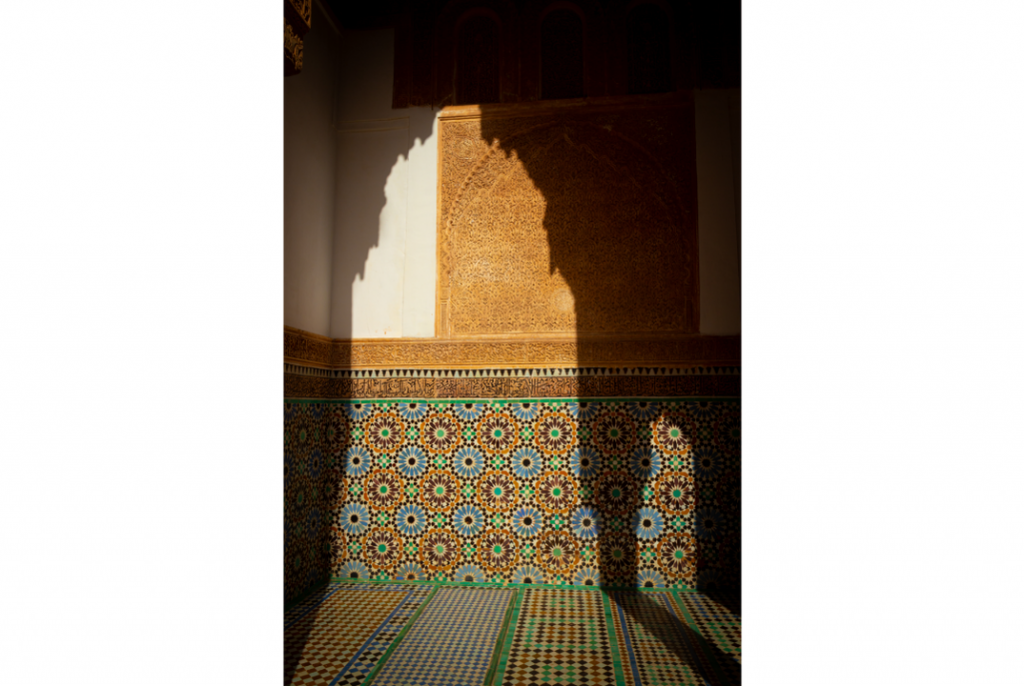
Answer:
[284,582,740,686]
[611,590,739,686]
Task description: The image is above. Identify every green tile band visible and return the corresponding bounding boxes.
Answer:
[601,590,629,686]
[329,577,697,593]
[491,585,526,685]
[285,397,740,405]
[484,588,519,686]
[359,584,440,686]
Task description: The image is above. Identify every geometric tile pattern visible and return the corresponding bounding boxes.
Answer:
[283,583,742,686]
[671,592,741,686]
[283,584,431,686]
[608,590,730,686]
[499,588,617,686]
[284,402,335,603]
[369,586,515,686]
[284,397,740,602]
[331,585,435,686]
[285,583,343,630]
[676,593,741,664]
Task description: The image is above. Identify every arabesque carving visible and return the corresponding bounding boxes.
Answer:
[284,326,738,371]
[438,97,699,339]
[287,0,312,28]
[284,0,310,76]
[284,19,303,75]
[284,370,740,400]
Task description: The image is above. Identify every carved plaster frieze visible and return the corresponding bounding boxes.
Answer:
[284,370,739,400]
[284,326,739,371]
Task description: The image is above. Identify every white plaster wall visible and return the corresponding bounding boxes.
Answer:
[402,108,440,338]
[283,2,340,337]
[329,27,439,339]
[331,127,409,338]
[695,88,742,334]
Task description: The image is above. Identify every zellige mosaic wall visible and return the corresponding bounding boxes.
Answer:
[284,395,739,603]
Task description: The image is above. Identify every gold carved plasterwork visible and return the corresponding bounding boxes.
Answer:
[284,372,740,400]
[284,325,333,366]
[286,0,312,28]
[284,20,303,75]
[284,327,739,371]
[437,96,700,340]
[284,0,310,77]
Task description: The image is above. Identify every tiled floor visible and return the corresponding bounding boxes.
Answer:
[373,587,515,686]
[499,588,618,686]
[285,582,741,686]
[284,585,434,686]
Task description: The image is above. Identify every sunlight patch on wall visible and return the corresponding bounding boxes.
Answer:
[331,108,439,340]
[351,147,408,338]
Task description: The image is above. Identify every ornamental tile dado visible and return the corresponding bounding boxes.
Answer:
[284,397,739,601]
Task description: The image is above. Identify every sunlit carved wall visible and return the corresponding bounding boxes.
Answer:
[438,98,698,339]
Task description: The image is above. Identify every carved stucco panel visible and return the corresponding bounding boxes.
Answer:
[438,101,699,340]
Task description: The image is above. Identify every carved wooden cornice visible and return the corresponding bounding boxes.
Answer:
[284,326,740,371]
[284,0,312,76]
[436,91,695,122]
[286,0,312,30]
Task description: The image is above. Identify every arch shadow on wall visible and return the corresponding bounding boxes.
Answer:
[287,1,739,681]
[284,101,436,686]
[462,98,737,677]
[329,110,436,338]
[434,10,740,675]
[284,8,436,680]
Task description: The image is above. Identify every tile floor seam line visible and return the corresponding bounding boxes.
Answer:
[492,586,525,685]
[286,584,431,686]
[484,587,518,686]
[501,588,618,686]
[612,594,645,686]
[326,586,418,686]
[367,586,515,686]
[601,590,628,686]
[356,584,440,686]
[285,582,740,686]
[670,590,734,686]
